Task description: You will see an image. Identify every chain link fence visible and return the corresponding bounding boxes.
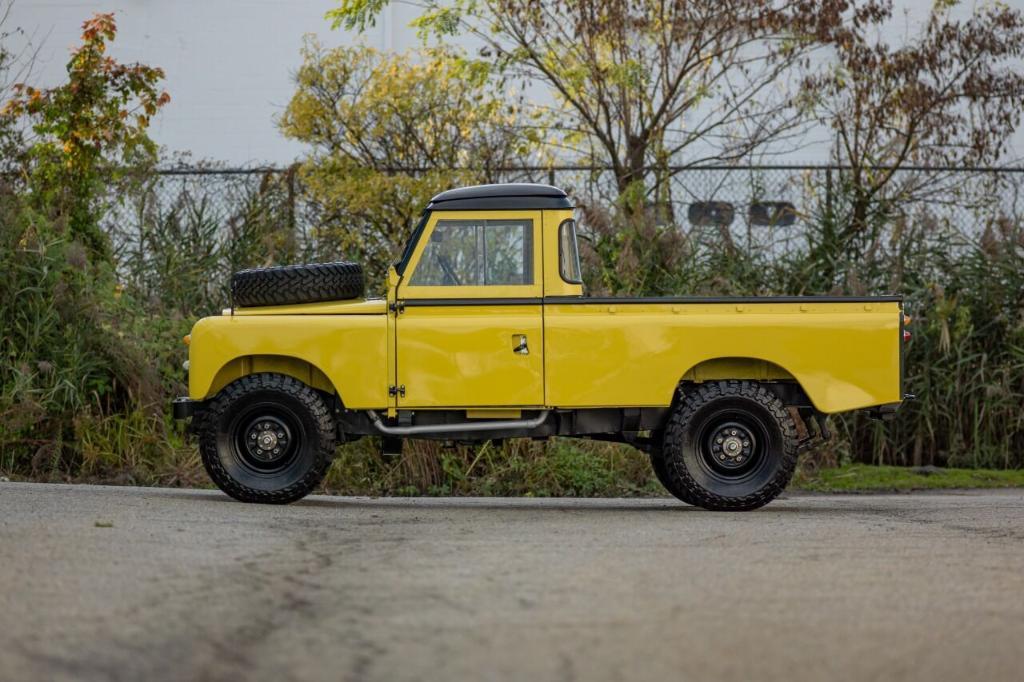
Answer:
[104,163,1024,302]
[117,162,1024,235]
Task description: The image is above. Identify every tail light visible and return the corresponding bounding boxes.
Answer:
[903,329,912,342]
[902,313,911,342]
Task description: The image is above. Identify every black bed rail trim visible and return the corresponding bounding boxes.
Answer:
[398,294,903,307]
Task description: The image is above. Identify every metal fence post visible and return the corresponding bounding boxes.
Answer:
[825,167,834,220]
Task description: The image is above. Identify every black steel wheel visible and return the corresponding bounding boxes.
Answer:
[197,373,336,504]
[659,380,798,511]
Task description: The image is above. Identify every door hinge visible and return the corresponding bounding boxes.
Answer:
[388,384,406,397]
[389,301,405,314]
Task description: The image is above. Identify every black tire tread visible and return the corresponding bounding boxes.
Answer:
[197,373,335,504]
[649,448,698,505]
[661,380,798,511]
[231,261,364,307]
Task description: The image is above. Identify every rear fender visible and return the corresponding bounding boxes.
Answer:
[678,357,812,409]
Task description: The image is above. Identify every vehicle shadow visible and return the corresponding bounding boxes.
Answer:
[169,488,895,515]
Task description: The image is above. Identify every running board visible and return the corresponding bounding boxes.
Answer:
[366,410,550,436]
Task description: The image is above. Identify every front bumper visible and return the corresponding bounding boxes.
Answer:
[172,397,195,420]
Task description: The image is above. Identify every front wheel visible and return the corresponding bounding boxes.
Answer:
[659,381,798,511]
[197,373,336,504]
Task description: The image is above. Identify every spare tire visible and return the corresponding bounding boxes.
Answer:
[231,262,364,307]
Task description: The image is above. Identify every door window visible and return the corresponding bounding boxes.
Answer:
[409,219,533,286]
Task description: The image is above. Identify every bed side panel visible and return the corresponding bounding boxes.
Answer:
[543,301,901,413]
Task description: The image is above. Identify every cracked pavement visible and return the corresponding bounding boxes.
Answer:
[2,482,1022,682]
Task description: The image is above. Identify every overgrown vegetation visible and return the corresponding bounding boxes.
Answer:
[323,439,659,497]
[1,5,1023,493]
[0,14,179,481]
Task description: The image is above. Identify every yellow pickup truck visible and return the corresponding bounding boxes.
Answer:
[173,184,909,510]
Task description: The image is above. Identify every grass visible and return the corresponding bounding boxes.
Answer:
[6,426,1023,496]
[791,463,1024,493]
[319,438,1024,497]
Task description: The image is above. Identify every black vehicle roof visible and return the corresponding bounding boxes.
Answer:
[426,183,574,210]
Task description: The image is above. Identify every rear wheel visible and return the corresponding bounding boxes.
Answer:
[659,381,798,511]
[649,447,697,505]
[197,373,336,504]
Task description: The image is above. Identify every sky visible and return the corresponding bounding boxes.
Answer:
[6,0,1024,167]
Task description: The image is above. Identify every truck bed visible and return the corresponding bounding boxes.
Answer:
[543,295,903,413]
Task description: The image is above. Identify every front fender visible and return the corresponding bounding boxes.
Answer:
[188,314,388,409]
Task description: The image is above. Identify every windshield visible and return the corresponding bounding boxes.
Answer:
[395,212,429,275]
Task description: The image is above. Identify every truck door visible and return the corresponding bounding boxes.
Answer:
[394,211,544,408]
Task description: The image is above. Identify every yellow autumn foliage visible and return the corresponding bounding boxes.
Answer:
[279,39,547,285]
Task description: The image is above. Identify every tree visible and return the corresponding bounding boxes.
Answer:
[278,40,543,283]
[808,1,1024,238]
[0,1,29,172]
[329,0,876,212]
[1,12,169,260]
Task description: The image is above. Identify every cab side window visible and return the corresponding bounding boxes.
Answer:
[558,219,582,284]
[410,219,533,286]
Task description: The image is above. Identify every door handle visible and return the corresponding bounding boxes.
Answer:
[513,334,529,355]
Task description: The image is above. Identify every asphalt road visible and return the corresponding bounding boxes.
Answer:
[1,483,1023,682]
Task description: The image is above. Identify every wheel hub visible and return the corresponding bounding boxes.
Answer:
[710,422,755,470]
[244,418,290,463]
[258,430,278,450]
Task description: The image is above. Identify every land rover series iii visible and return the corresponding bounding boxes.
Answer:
[173,183,908,510]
